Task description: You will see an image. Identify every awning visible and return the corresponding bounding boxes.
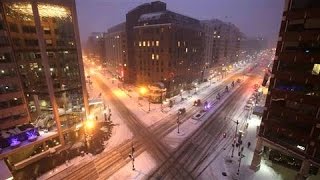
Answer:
[0,160,13,180]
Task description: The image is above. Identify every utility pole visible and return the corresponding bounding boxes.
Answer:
[148,95,151,112]
[129,141,135,171]
[160,91,163,112]
[103,103,107,121]
[177,113,180,134]
[237,149,245,176]
[231,120,239,158]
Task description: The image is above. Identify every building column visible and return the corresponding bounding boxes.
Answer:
[295,159,310,180]
[250,137,264,171]
[70,0,90,118]
[33,94,41,115]
[32,2,64,145]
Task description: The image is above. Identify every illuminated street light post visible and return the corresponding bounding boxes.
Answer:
[139,86,148,107]
[84,116,95,152]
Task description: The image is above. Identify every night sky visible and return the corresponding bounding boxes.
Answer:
[76,0,284,46]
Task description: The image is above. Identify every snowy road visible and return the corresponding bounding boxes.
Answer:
[90,70,251,179]
[47,60,258,180]
[148,68,264,179]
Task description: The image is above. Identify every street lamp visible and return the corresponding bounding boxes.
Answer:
[129,141,135,171]
[194,83,198,94]
[139,86,148,106]
[148,95,151,112]
[177,113,181,134]
[237,149,245,176]
[84,118,95,152]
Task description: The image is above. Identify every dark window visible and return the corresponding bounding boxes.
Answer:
[0,36,9,47]
[9,98,23,107]
[22,25,36,34]
[0,53,12,63]
[291,0,320,9]
[12,38,22,47]
[0,101,8,109]
[9,23,19,33]
[278,61,314,73]
[24,39,39,46]
[0,21,5,30]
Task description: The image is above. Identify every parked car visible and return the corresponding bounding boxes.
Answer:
[192,111,206,120]
[193,99,201,106]
[178,108,186,115]
[244,104,252,110]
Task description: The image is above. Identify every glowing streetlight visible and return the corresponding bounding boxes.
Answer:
[85,120,95,129]
[139,87,148,95]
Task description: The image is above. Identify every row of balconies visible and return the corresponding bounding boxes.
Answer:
[269,88,320,107]
[277,51,320,64]
[267,104,318,125]
[273,70,320,84]
[282,30,319,42]
[261,129,316,158]
[284,8,320,20]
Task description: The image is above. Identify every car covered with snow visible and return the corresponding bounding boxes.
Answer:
[192,110,206,120]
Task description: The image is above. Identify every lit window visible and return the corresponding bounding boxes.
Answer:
[143,41,146,46]
[45,39,52,45]
[217,36,220,38]
[156,54,159,60]
[185,48,188,53]
[312,64,320,75]
[177,41,180,47]
[139,41,142,47]
[147,41,150,47]
[156,41,159,46]
[152,54,155,59]
[152,41,154,46]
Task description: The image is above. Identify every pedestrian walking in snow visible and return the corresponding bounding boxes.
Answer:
[247,141,251,148]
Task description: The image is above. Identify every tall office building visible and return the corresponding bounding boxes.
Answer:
[104,22,128,81]
[133,10,204,97]
[86,32,105,60]
[251,0,320,179]
[120,1,204,97]
[241,36,268,54]
[201,19,242,68]
[125,1,167,84]
[0,0,88,178]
